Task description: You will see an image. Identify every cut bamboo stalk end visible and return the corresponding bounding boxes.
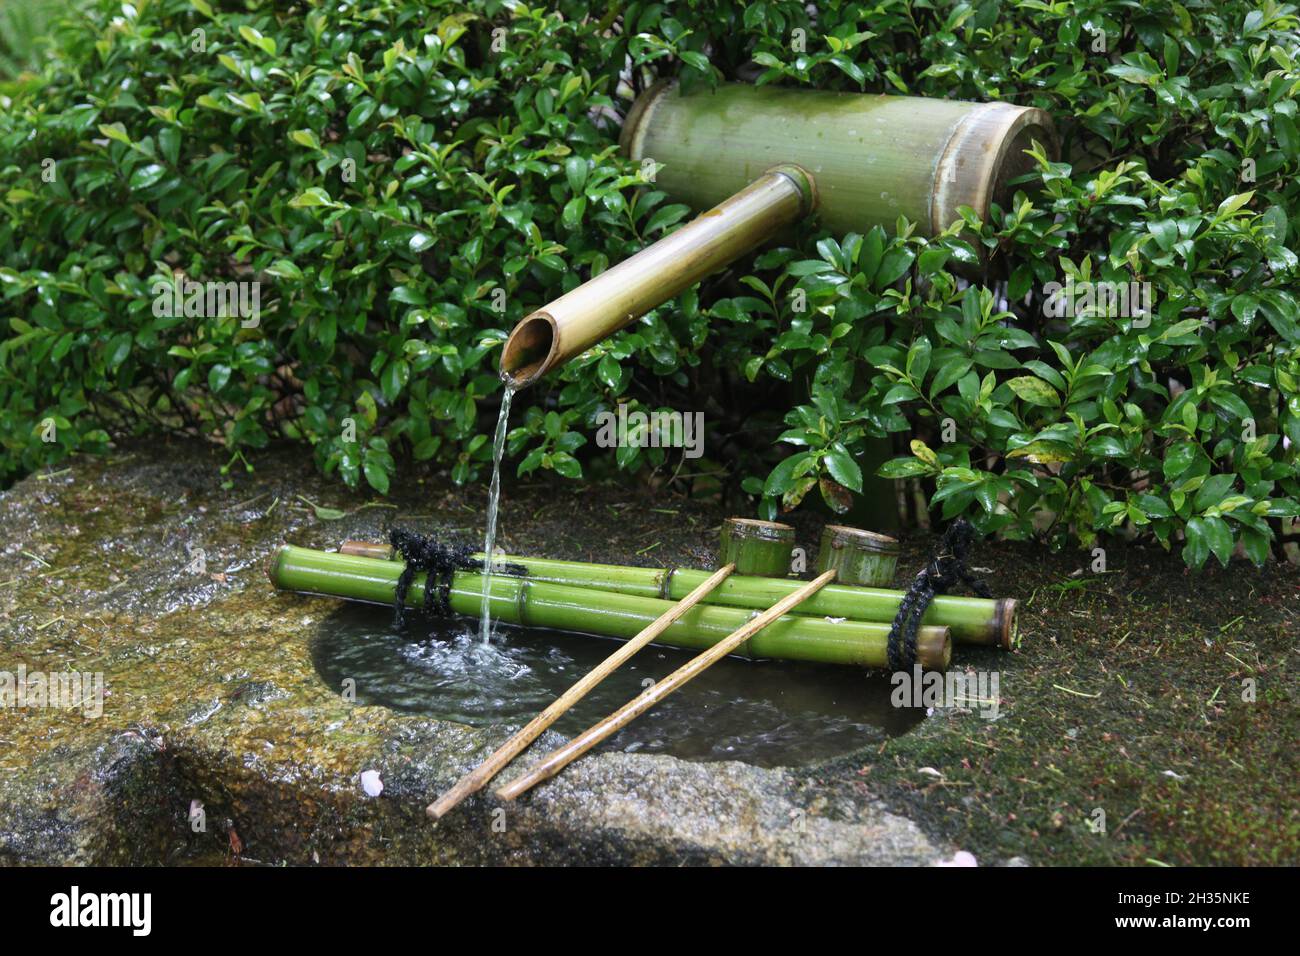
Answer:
[265,544,288,586]
[816,525,899,587]
[917,625,952,671]
[495,569,840,801]
[995,598,1019,651]
[425,563,737,820]
[719,517,795,577]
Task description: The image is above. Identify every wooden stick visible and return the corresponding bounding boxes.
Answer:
[426,563,736,819]
[495,569,837,802]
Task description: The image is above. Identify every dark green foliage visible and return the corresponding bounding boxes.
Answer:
[1,0,1298,568]
[0,0,74,82]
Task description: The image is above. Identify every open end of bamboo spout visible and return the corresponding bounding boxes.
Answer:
[499,166,815,389]
[500,311,559,388]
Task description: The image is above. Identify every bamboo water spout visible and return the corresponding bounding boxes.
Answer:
[500,82,1055,387]
[500,164,815,387]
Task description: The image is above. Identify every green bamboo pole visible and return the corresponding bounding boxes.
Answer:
[816,525,900,587]
[621,80,1057,238]
[338,542,1017,649]
[270,545,951,670]
[718,517,795,577]
[500,164,815,387]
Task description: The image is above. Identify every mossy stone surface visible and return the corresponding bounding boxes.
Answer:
[1,438,1294,865]
[0,440,938,865]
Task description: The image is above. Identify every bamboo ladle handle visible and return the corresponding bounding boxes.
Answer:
[496,569,837,801]
[426,563,736,819]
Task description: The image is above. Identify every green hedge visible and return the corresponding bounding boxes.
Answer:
[2,0,1298,568]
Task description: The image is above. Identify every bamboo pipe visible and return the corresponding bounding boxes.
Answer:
[496,570,838,800]
[338,541,1016,649]
[270,545,951,669]
[718,517,794,577]
[622,80,1057,238]
[817,525,899,587]
[499,164,815,387]
[426,564,735,820]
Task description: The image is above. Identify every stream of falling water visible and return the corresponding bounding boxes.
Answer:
[479,384,515,643]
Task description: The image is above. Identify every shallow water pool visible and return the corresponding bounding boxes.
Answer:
[312,605,922,768]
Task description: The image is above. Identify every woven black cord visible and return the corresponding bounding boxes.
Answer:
[388,528,525,627]
[886,519,992,671]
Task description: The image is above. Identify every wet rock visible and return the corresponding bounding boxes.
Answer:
[0,439,945,866]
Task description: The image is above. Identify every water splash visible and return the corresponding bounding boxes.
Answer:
[479,383,515,643]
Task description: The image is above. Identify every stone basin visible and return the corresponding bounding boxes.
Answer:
[3,439,1293,866]
[0,440,945,865]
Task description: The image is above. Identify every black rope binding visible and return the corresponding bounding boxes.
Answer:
[886,518,992,671]
[388,528,525,628]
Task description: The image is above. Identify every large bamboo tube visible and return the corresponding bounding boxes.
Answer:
[338,542,1016,649]
[270,545,951,670]
[500,164,815,387]
[621,80,1056,237]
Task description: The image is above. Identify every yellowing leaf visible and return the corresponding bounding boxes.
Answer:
[910,439,940,468]
[1006,376,1061,407]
